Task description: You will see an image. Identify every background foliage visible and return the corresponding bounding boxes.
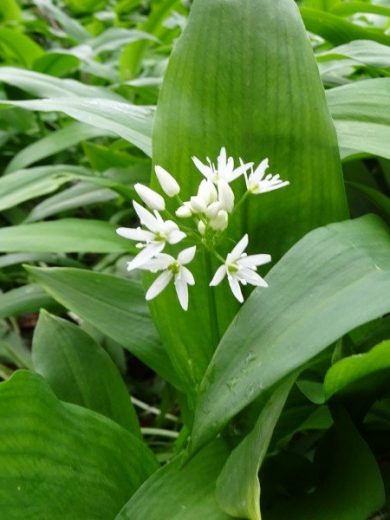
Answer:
[0,0,390,518]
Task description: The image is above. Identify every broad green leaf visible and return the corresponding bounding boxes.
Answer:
[192,215,390,452]
[87,27,157,55]
[151,0,347,392]
[25,266,181,389]
[26,182,118,222]
[0,253,82,269]
[300,7,390,46]
[0,165,91,211]
[32,310,141,436]
[0,371,158,518]
[116,441,230,519]
[0,29,43,68]
[2,98,153,157]
[266,409,385,520]
[324,341,390,400]
[216,376,296,520]
[5,122,113,173]
[327,79,390,161]
[0,284,59,320]
[0,219,129,253]
[0,67,121,100]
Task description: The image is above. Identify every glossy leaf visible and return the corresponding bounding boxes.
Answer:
[0,219,129,253]
[324,341,390,400]
[0,371,158,518]
[327,78,390,161]
[192,215,390,452]
[26,266,181,389]
[151,0,347,392]
[116,441,230,519]
[32,310,141,435]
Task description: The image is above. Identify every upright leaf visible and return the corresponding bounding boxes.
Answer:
[32,311,141,436]
[150,0,347,392]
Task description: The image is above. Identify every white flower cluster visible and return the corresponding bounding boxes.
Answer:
[117,147,289,310]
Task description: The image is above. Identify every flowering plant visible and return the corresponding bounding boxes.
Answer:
[117,147,289,309]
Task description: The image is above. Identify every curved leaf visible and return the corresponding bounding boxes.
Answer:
[0,371,158,519]
[32,311,141,436]
[192,215,390,452]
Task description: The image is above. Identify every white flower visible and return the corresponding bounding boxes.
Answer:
[245,158,289,194]
[135,183,165,211]
[192,147,253,185]
[117,201,186,271]
[142,247,197,311]
[155,165,180,197]
[210,234,271,303]
[176,180,217,217]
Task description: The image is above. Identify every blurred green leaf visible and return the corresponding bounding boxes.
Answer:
[0,29,43,68]
[0,284,60,320]
[0,219,129,253]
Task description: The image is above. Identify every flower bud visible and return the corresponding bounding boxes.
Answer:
[218,180,235,213]
[198,221,206,236]
[210,210,228,231]
[155,165,180,197]
[135,184,165,211]
[190,195,207,214]
[176,204,192,218]
[205,201,222,219]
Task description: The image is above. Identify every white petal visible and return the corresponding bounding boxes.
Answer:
[228,276,244,303]
[192,156,213,179]
[238,267,267,286]
[133,201,159,232]
[127,242,165,271]
[238,254,271,267]
[146,271,173,300]
[198,179,217,204]
[217,147,227,173]
[167,229,186,245]
[174,276,189,311]
[140,253,173,272]
[230,161,254,181]
[181,266,195,285]
[135,184,166,211]
[178,246,196,265]
[155,165,180,197]
[209,265,227,286]
[259,180,290,193]
[228,234,249,262]
[218,180,235,213]
[205,201,222,219]
[252,158,269,182]
[116,227,154,242]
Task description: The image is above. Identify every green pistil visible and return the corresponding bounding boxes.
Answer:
[169,262,180,275]
[227,263,239,274]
